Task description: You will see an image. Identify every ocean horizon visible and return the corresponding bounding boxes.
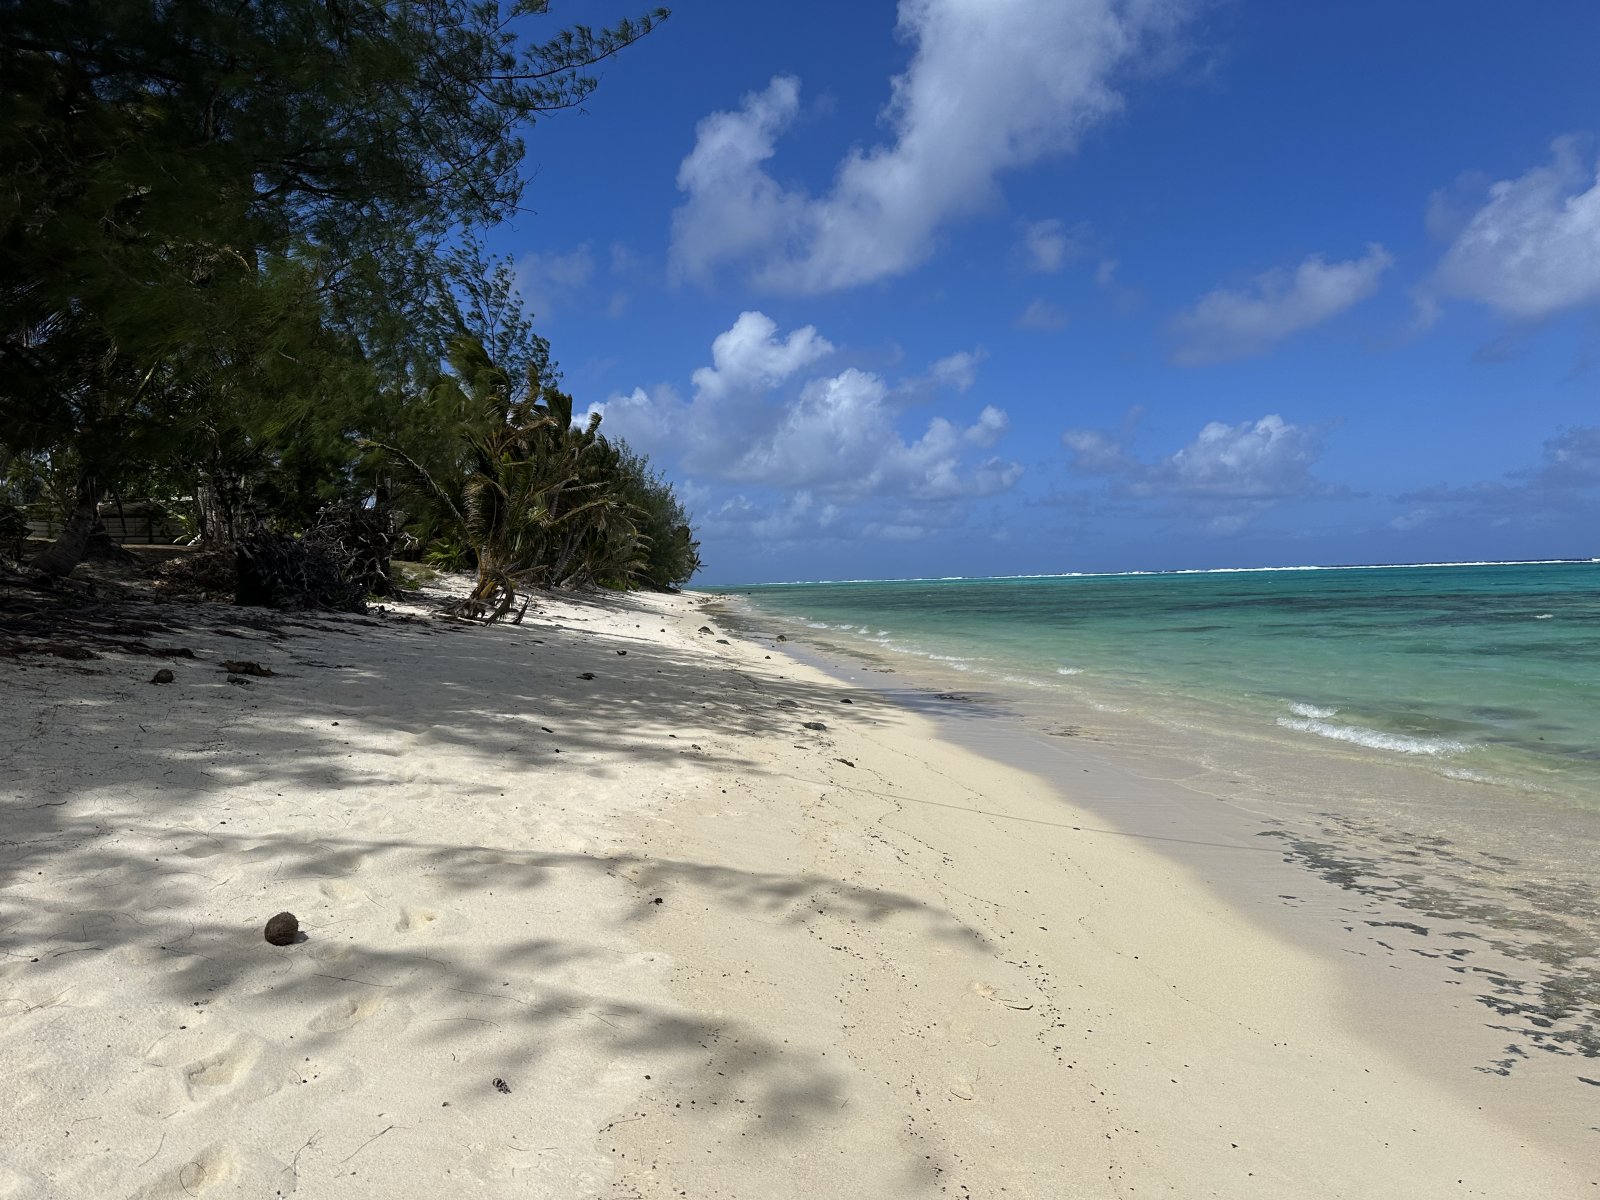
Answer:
[720,555,1600,589]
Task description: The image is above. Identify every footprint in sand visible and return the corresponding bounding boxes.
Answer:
[394,907,439,933]
[136,1033,285,1121]
[181,1038,261,1101]
[130,1143,236,1199]
[0,1163,43,1198]
[469,850,528,867]
[971,981,1034,1011]
[318,879,368,905]
[307,993,386,1034]
[178,840,227,859]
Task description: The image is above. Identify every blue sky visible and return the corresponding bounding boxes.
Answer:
[486,0,1600,583]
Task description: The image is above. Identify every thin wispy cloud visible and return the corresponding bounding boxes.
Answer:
[1169,246,1393,365]
[1016,298,1070,331]
[514,244,596,319]
[1017,218,1080,273]
[671,0,1193,294]
[1396,426,1600,529]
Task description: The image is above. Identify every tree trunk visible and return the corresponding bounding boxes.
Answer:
[83,515,137,564]
[196,475,234,546]
[29,471,102,577]
[471,556,503,602]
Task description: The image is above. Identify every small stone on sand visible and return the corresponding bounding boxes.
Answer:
[151,669,175,685]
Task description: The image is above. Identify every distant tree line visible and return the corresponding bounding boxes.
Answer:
[0,0,699,604]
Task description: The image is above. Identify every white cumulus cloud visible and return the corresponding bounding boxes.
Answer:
[1061,414,1337,530]
[1427,137,1600,321]
[594,312,1023,507]
[671,0,1191,293]
[1170,246,1392,365]
[1148,415,1327,500]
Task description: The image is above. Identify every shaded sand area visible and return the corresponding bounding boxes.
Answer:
[0,583,1592,1197]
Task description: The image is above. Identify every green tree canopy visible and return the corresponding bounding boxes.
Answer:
[1,0,668,575]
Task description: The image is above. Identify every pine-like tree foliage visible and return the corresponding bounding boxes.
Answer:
[1,0,672,576]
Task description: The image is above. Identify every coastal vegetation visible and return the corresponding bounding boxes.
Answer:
[0,0,697,607]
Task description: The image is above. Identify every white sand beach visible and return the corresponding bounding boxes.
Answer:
[1,585,1592,1198]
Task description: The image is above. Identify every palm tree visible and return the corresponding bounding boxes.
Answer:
[367,333,634,617]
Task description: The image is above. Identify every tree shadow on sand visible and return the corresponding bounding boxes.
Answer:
[2,588,989,1145]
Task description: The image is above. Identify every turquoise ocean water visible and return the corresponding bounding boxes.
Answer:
[721,561,1600,805]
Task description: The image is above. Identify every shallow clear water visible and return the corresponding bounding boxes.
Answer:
[719,562,1600,802]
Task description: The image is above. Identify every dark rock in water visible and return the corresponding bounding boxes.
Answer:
[697,625,714,635]
[223,660,273,677]
[715,638,730,644]
[802,721,828,731]
[777,699,799,708]
[839,698,853,704]
[577,672,596,680]
[616,650,627,656]
[151,669,175,685]
[263,912,299,945]
[776,634,788,642]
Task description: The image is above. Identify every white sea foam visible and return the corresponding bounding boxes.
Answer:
[727,557,1588,588]
[1288,702,1338,719]
[1002,674,1053,688]
[1056,666,1083,676]
[1277,716,1467,757]
[1534,613,1553,620]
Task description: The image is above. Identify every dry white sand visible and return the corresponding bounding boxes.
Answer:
[0,584,1591,1197]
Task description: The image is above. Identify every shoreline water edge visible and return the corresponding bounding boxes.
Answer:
[1,579,1593,1196]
